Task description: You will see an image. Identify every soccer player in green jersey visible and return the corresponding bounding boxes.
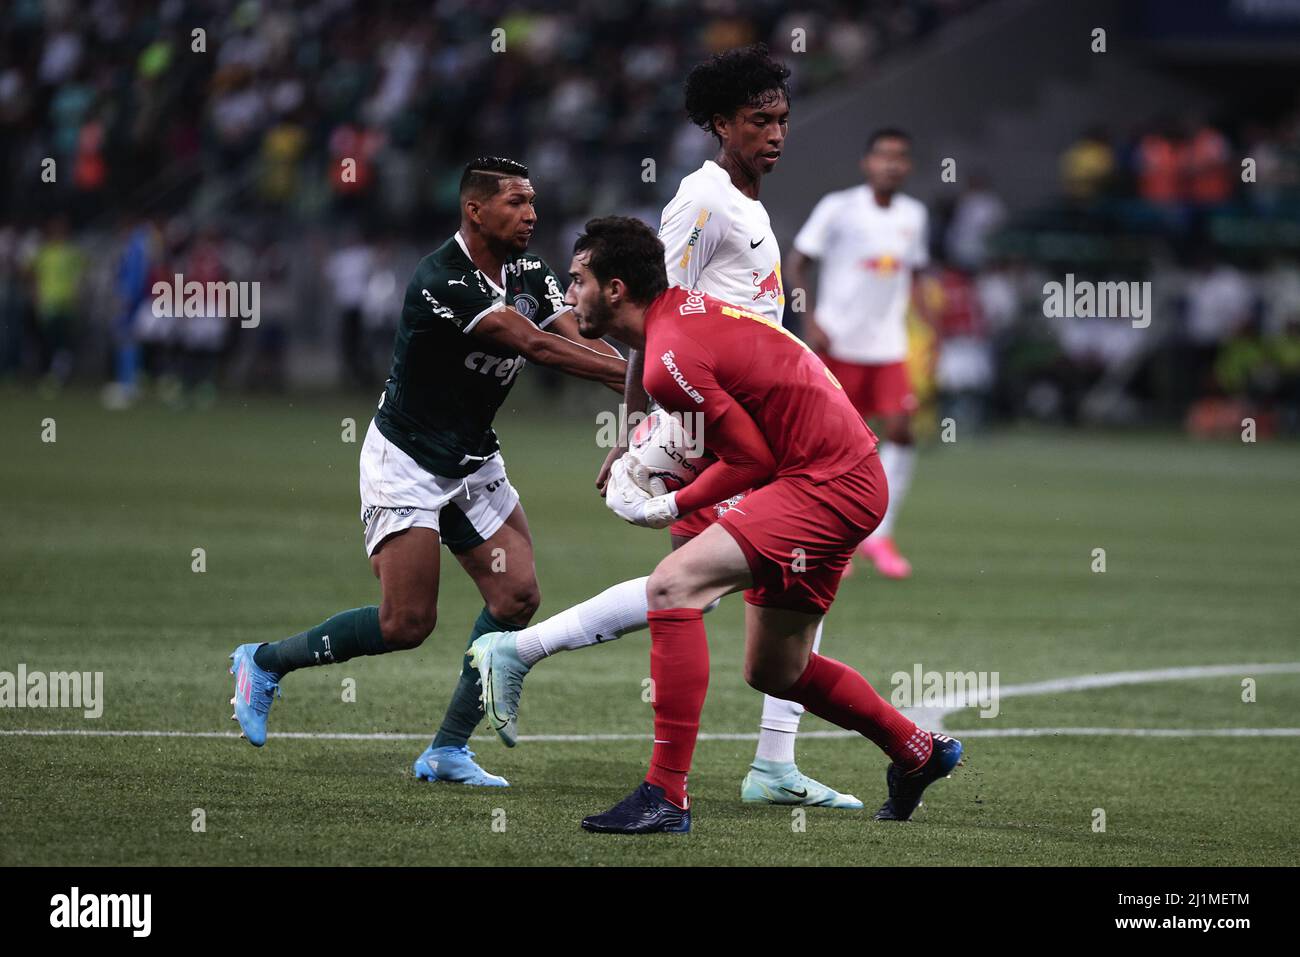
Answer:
[229,157,627,786]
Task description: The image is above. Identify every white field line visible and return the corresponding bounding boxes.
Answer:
[0,663,1296,742]
[1,727,1298,742]
[898,661,1300,729]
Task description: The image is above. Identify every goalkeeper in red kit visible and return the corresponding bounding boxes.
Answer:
[562,217,964,833]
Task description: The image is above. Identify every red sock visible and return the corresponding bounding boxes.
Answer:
[785,653,932,770]
[644,608,709,808]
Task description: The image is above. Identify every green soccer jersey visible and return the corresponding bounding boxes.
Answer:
[374,231,570,477]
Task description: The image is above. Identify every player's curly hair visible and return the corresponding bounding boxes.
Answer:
[459,156,529,199]
[573,217,668,304]
[683,44,792,140]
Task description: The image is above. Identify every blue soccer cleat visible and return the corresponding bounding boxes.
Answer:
[581,782,691,834]
[412,744,509,787]
[468,631,531,748]
[873,731,964,821]
[740,759,864,809]
[229,643,281,747]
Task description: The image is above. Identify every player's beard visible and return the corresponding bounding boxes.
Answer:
[577,293,615,340]
[480,219,530,256]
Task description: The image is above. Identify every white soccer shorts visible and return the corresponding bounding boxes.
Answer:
[357,419,519,556]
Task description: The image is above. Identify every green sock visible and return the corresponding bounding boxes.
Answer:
[431,607,521,749]
[253,606,386,676]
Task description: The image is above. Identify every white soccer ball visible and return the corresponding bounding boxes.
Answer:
[625,408,715,496]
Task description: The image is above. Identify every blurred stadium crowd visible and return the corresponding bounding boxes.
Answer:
[933,108,1300,436]
[1,0,1297,436]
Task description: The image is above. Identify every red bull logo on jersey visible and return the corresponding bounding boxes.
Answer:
[859,254,902,274]
[751,267,783,302]
[711,493,746,518]
[679,292,707,315]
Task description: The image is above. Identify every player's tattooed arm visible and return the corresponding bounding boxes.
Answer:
[596,348,649,494]
[473,306,627,389]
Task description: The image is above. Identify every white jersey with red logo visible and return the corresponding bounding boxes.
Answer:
[657,160,785,326]
[793,186,928,364]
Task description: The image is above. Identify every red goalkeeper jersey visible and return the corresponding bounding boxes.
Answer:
[641,287,878,515]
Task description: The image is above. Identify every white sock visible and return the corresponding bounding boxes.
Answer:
[514,577,650,666]
[876,442,916,538]
[754,619,825,765]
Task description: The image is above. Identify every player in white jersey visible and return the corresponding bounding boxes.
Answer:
[789,128,929,579]
[465,46,862,811]
[656,156,784,323]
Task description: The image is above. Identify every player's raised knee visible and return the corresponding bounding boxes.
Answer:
[380,605,437,650]
[743,659,786,695]
[646,564,700,610]
[646,566,675,610]
[489,585,540,626]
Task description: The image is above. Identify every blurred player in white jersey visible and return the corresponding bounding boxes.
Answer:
[789,129,928,579]
[467,45,862,810]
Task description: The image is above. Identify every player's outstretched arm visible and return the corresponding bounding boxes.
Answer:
[547,311,628,396]
[474,307,627,390]
[596,347,649,493]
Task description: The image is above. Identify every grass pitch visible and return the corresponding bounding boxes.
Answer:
[1,388,1296,865]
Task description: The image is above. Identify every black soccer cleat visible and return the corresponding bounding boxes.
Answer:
[873,732,964,822]
[581,782,692,834]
